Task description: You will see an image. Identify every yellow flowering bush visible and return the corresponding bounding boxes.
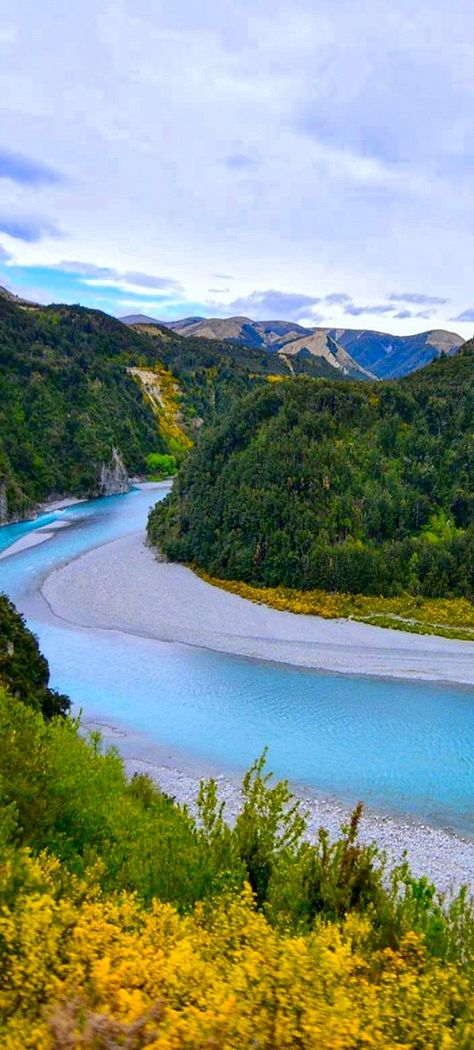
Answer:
[196,571,474,642]
[1,873,473,1049]
[1,688,473,1048]
[129,364,193,459]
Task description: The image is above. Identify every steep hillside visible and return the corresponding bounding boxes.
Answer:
[0,594,69,718]
[276,329,374,379]
[149,344,474,601]
[0,294,345,521]
[0,296,183,520]
[134,313,464,379]
[332,327,463,378]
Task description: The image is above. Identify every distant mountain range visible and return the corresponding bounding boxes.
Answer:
[120,313,463,380]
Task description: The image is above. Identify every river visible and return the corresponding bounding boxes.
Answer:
[0,483,473,838]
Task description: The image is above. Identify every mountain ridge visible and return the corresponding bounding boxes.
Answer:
[120,313,463,380]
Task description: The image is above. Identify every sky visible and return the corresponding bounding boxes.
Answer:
[0,0,474,337]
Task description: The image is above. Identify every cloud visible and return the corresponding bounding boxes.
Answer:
[225,289,321,320]
[344,304,394,317]
[393,309,414,319]
[56,261,181,293]
[0,147,62,185]
[0,216,61,242]
[415,309,436,320]
[451,308,474,322]
[292,8,473,179]
[324,292,352,305]
[0,244,10,262]
[388,293,449,305]
[58,261,116,279]
[123,271,180,290]
[208,287,230,293]
[223,153,256,171]
[1,3,472,333]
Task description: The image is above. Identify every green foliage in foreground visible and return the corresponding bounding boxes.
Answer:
[0,685,473,970]
[1,604,473,1044]
[150,344,474,601]
[0,594,69,718]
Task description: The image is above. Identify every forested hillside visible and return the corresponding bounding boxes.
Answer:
[0,295,341,522]
[149,343,474,601]
[0,610,473,1045]
[0,296,171,520]
[0,593,69,718]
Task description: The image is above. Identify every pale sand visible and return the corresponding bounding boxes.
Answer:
[38,495,86,514]
[42,531,474,685]
[0,519,72,560]
[84,716,474,894]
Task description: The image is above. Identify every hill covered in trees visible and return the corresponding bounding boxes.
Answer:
[0,293,340,522]
[149,343,474,602]
[0,611,473,1045]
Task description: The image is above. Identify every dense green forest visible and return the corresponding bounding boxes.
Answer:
[149,343,474,600]
[0,593,69,719]
[0,603,473,1044]
[0,295,338,522]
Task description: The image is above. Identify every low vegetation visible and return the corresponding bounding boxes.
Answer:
[146,452,177,479]
[0,609,473,1045]
[196,571,474,641]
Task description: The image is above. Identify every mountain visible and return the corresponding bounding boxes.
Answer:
[149,342,474,601]
[165,315,309,347]
[329,327,463,379]
[119,312,164,326]
[129,314,464,380]
[274,329,374,379]
[122,314,372,380]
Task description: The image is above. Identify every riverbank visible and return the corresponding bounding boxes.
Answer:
[42,531,474,685]
[84,715,474,894]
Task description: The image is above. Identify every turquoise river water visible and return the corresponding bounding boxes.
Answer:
[0,485,473,835]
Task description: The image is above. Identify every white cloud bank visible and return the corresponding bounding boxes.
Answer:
[0,0,473,336]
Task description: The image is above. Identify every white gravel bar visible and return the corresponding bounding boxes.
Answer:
[42,531,474,686]
[83,717,474,896]
[39,531,474,893]
[0,519,72,560]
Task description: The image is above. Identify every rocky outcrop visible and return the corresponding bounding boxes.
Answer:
[0,478,9,525]
[97,447,130,496]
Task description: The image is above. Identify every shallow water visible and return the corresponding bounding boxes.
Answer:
[1,486,473,835]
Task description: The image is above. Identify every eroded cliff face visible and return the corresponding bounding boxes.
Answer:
[97,447,130,496]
